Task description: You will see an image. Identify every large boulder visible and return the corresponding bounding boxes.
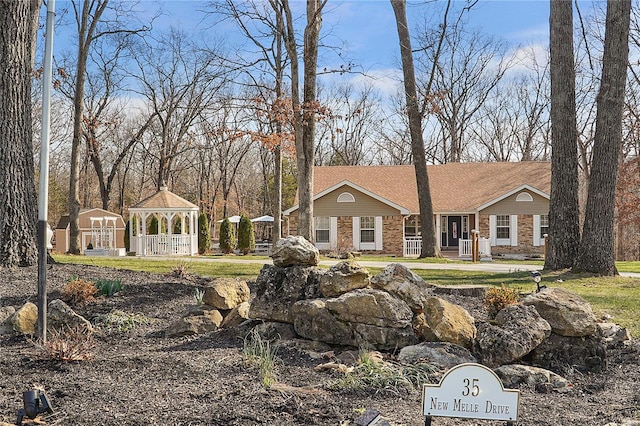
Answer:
[165,305,223,337]
[292,290,417,350]
[474,304,551,367]
[249,264,324,324]
[528,333,607,373]
[369,263,434,312]
[522,287,597,337]
[324,289,413,328]
[494,364,568,389]
[319,261,370,297]
[203,278,250,310]
[271,236,319,267]
[11,302,38,335]
[398,342,477,370]
[413,297,476,348]
[48,299,93,333]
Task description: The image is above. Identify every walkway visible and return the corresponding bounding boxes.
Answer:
[158,255,640,277]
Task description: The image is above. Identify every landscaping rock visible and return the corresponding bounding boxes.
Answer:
[494,364,569,389]
[292,291,417,350]
[598,322,632,346]
[319,261,370,297]
[165,306,222,337]
[414,297,476,348]
[48,299,93,333]
[523,287,597,337]
[474,304,551,367]
[271,235,319,267]
[249,264,324,324]
[251,321,298,341]
[398,342,477,369]
[11,302,38,335]
[220,301,250,329]
[369,263,434,312]
[0,306,16,335]
[204,278,250,310]
[528,332,607,373]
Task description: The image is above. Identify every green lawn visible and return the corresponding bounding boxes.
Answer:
[52,254,640,337]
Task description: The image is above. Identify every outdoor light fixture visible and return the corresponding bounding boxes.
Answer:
[531,271,546,293]
[16,389,53,425]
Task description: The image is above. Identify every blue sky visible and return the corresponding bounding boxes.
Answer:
[48,0,555,99]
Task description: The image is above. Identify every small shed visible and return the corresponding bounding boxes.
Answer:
[54,208,126,255]
[128,185,200,256]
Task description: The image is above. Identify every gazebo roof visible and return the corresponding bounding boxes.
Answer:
[129,186,198,211]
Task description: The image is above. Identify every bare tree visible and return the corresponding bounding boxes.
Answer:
[390,0,443,258]
[281,0,327,241]
[573,0,631,275]
[129,29,226,190]
[315,83,382,166]
[0,0,40,267]
[545,0,582,271]
[66,0,148,254]
[417,21,512,162]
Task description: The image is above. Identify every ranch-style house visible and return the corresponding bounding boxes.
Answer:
[283,162,551,258]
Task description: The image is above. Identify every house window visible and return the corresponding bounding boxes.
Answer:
[540,214,549,239]
[337,192,355,203]
[360,216,375,243]
[516,192,534,202]
[496,215,510,239]
[462,216,469,235]
[404,216,421,237]
[314,217,330,243]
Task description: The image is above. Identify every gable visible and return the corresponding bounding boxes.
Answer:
[314,185,405,216]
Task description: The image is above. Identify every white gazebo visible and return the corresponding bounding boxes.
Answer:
[128,185,199,256]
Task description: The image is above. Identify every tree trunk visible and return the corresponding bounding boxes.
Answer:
[0,1,39,267]
[544,0,581,270]
[391,0,440,258]
[573,0,631,275]
[68,0,109,254]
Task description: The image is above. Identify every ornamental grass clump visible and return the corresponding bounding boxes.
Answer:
[483,283,520,319]
[34,326,95,361]
[242,329,279,388]
[62,277,98,307]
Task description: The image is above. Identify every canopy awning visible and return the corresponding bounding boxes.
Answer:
[251,215,274,223]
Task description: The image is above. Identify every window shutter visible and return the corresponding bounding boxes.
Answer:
[330,217,338,250]
[533,215,541,246]
[375,216,383,250]
[510,215,518,246]
[352,216,360,249]
[489,215,496,246]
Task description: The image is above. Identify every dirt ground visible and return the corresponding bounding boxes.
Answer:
[0,263,639,426]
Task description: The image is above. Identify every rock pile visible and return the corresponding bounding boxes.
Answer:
[247,236,632,387]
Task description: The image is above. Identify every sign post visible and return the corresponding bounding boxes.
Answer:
[422,363,519,425]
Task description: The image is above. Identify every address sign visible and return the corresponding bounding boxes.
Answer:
[422,363,520,422]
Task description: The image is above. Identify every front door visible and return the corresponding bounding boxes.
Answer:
[447,216,462,247]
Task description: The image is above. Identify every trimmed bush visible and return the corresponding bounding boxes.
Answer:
[238,215,255,255]
[219,217,237,254]
[198,212,210,254]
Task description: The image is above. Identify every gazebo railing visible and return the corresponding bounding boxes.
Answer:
[132,234,196,256]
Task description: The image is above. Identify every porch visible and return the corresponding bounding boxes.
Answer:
[403,236,491,259]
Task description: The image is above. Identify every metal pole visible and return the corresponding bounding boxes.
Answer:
[37,0,56,342]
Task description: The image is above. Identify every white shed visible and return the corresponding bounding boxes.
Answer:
[128,185,200,256]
